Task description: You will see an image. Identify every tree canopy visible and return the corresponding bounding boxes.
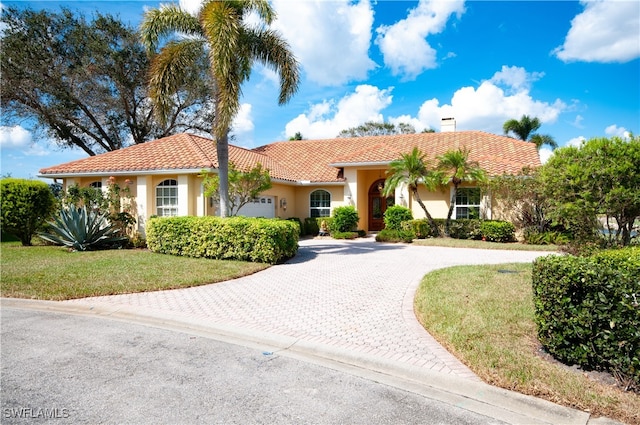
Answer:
[337,121,420,138]
[436,149,487,235]
[201,163,272,217]
[503,115,557,150]
[539,136,639,246]
[383,147,439,235]
[0,7,213,156]
[141,0,300,217]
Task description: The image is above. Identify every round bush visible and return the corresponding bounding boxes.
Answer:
[1,178,56,246]
[331,206,359,232]
[383,205,413,231]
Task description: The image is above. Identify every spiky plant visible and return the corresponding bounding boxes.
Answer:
[38,206,128,251]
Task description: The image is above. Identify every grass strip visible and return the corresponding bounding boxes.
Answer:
[414,263,639,425]
[1,242,268,300]
[412,238,558,251]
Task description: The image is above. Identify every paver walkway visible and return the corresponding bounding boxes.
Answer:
[64,237,550,381]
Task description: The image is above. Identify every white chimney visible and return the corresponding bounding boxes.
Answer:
[441,117,456,132]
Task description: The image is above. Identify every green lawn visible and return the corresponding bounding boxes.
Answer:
[0,242,269,300]
[412,237,559,251]
[414,263,639,425]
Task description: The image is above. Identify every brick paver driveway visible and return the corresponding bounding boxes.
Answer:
[65,237,550,380]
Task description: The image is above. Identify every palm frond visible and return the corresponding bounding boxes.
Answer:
[245,28,300,105]
[148,39,205,124]
[140,4,202,52]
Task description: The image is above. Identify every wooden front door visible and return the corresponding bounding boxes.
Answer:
[368,179,395,231]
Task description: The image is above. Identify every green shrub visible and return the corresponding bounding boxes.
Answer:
[146,216,298,264]
[403,219,444,238]
[331,206,359,232]
[38,206,128,251]
[0,178,57,246]
[448,219,482,240]
[532,247,640,389]
[303,217,335,236]
[480,220,515,242]
[286,217,303,235]
[383,205,413,231]
[331,231,358,240]
[375,228,415,243]
[523,228,570,245]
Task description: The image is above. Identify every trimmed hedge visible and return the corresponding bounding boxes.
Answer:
[532,247,640,388]
[480,220,515,242]
[146,216,299,264]
[375,228,415,243]
[403,218,515,242]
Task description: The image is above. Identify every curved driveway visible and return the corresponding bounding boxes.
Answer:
[62,237,549,381]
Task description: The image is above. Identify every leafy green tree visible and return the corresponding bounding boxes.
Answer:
[488,167,551,233]
[0,178,56,246]
[539,136,640,246]
[503,115,558,150]
[436,149,487,236]
[0,7,213,155]
[337,121,416,138]
[201,163,272,217]
[383,147,439,235]
[289,132,304,140]
[141,0,300,217]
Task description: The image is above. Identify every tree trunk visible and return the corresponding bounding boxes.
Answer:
[445,186,457,236]
[216,129,230,218]
[412,188,439,236]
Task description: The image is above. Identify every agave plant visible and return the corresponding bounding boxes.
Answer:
[39,206,128,251]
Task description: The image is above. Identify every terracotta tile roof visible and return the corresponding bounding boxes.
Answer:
[39,131,541,182]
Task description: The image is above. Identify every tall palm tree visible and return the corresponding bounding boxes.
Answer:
[383,147,440,235]
[437,149,487,236]
[503,115,558,150]
[140,0,300,217]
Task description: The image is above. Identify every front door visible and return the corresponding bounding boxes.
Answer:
[368,179,395,231]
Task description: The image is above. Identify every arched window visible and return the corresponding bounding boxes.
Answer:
[156,179,178,217]
[310,190,331,218]
[89,181,102,189]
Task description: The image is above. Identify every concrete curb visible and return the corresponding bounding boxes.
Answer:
[3,297,616,425]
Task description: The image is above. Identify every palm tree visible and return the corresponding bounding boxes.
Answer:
[140,1,300,217]
[383,147,440,236]
[436,149,487,236]
[503,115,558,150]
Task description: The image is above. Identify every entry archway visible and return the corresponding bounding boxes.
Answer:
[368,179,395,231]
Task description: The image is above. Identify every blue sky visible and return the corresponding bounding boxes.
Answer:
[1,0,639,180]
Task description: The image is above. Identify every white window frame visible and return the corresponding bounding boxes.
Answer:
[310,190,331,218]
[156,179,179,217]
[454,187,481,219]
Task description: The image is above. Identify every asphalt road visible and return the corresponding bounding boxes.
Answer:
[1,307,503,425]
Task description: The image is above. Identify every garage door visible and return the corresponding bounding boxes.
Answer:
[236,196,276,218]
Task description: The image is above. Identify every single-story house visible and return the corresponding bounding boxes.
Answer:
[38,119,540,234]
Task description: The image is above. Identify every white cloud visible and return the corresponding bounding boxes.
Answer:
[232,103,254,134]
[271,0,376,86]
[285,85,393,139]
[538,147,553,164]
[553,0,640,63]
[567,136,586,147]
[572,115,585,129]
[403,66,566,133]
[0,126,32,149]
[375,0,465,80]
[605,124,631,139]
[179,0,201,15]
